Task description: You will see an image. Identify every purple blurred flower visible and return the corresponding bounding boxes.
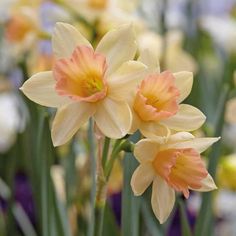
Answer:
[13,172,36,225]
[109,192,122,226]
[168,201,195,236]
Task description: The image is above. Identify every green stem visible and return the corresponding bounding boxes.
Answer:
[105,139,134,179]
[178,198,192,236]
[93,137,111,236]
[104,139,123,179]
[94,136,133,235]
[87,119,96,236]
[102,137,110,169]
[94,175,107,236]
[94,137,132,235]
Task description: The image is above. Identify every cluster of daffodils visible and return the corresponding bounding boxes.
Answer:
[20,22,219,223]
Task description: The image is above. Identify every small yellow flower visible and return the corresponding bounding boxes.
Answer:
[218,154,236,190]
[131,132,219,223]
[20,23,147,146]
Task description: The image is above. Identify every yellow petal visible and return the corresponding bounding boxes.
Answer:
[96,24,137,75]
[151,176,175,224]
[173,71,193,103]
[140,122,170,140]
[94,98,132,138]
[131,163,155,196]
[20,71,71,107]
[167,132,194,144]
[134,139,160,163]
[138,48,160,73]
[190,174,217,192]
[51,102,95,146]
[161,104,206,131]
[108,60,147,101]
[165,137,220,153]
[129,111,140,134]
[52,22,92,59]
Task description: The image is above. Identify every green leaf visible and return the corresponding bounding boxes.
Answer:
[178,199,192,236]
[102,203,120,236]
[12,203,37,236]
[194,85,230,236]
[141,199,163,236]
[121,132,141,236]
[36,113,71,236]
[0,210,6,236]
[51,180,72,236]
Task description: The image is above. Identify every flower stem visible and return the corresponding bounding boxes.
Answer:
[94,137,134,235]
[101,137,110,169]
[93,136,110,236]
[104,139,123,179]
[94,174,107,236]
[87,119,96,236]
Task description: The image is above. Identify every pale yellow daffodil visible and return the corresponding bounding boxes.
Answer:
[125,49,205,138]
[20,22,147,146]
[131,132,219,223]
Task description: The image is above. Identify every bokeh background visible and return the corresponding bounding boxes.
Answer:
[1,0,236,235]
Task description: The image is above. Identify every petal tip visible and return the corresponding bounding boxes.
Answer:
[51,132,63,147]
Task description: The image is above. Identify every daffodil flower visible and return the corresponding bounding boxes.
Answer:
[20,22,147,146]
[127,49,206,138]
[131,132,219,223]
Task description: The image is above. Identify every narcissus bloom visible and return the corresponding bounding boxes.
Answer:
[128,50,206,138]
[20,22,147,146]
[131,132,219,223]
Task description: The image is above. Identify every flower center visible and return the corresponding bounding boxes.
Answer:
[53,46,108,103]
[89,0,107,9]
[133,71,180,122]
[152,148,208,198]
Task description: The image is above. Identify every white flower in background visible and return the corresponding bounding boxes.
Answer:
[0,93,24,153]
[200,16,236,53]
[223,124,236,151]
[215,190,236,236]
[225,97,236,124]
[137,31,163,61]
[0,39,14,74]
[222,72,236,150]
[51,165,66,202]
[165,30,197,73]
[66,0,138,21]
[139,0,162,31]
[137,30,197,73]
[166,0,188,30]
